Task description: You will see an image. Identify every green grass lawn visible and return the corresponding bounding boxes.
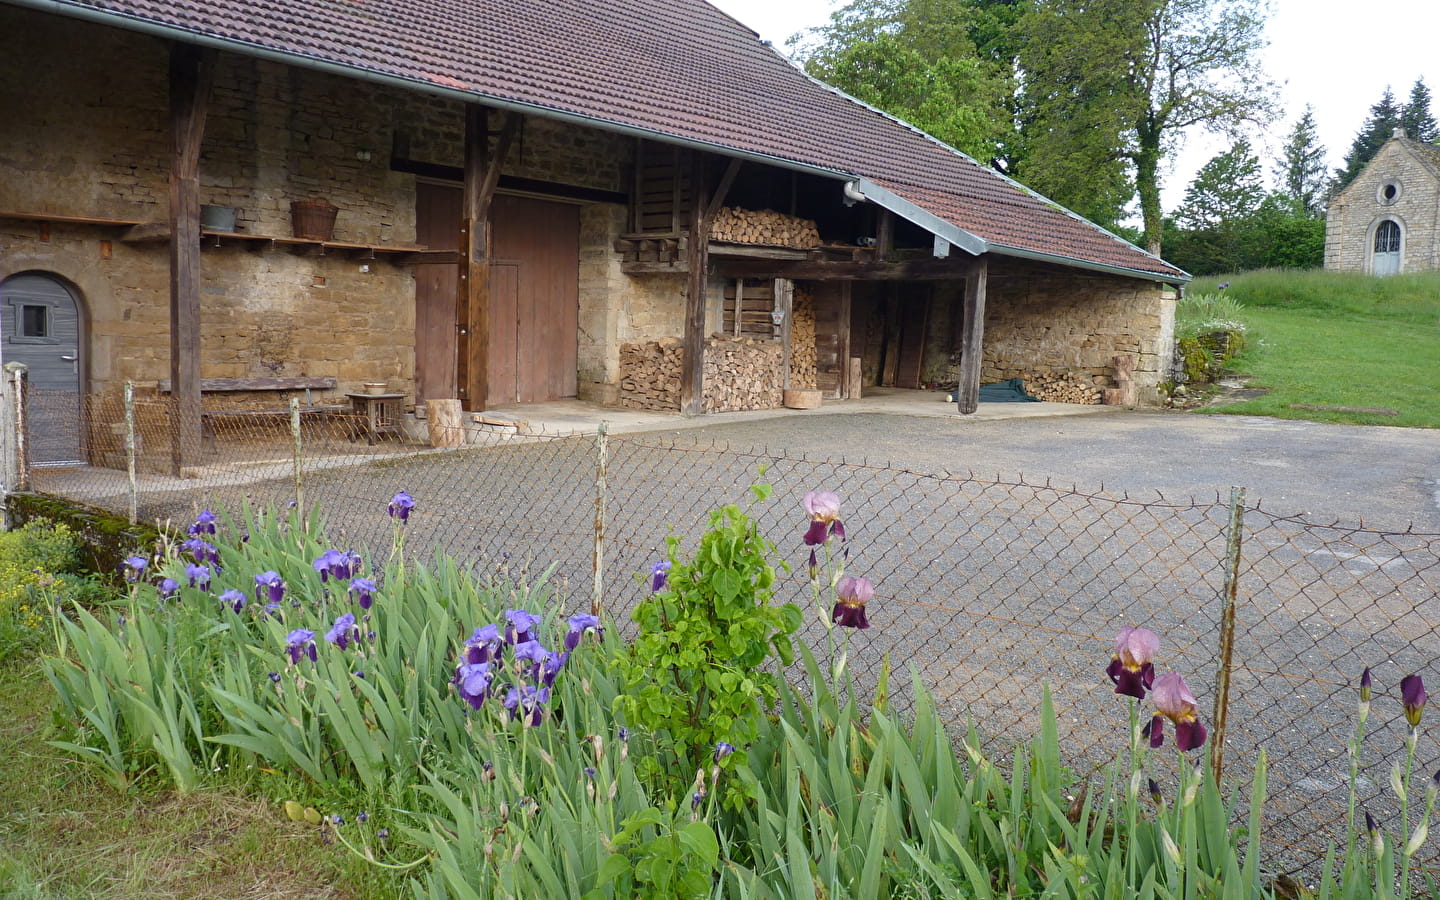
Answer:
[1188,269,1440,428]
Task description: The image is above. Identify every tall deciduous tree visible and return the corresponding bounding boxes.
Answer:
[1402,77,1439,143]
[1019,0,1275,255]
[1273,106,1329,216]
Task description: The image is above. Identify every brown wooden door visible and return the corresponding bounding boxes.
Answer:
[810,281,852,399]
[414,182,460,404]
[487,194,579,406]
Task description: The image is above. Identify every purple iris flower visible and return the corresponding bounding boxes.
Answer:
[180,538,220,566]
[803,491,845,546]
[465,625,502,664]
[186,563,211,590]
[714,741,736,762]
[254,571,285,607]
[325,612,360,650]
[1106,626,1159,699]
[388,491,415,522]
[220,589,247,613]
[504,684,551,726]
[831,574,873,629]
[312,549,360,582]
[1148,672,1207,751]
[122,556,148,582]
[455,661,494,709]
[650,560,671,593]
[349,577,377,610]
[157,577,180,602]
[565,613,602,651]
[286,628,317,665]
[1402,674,1428,729]
[539,650,570,687]
[505,609,541,644]
[188,509,217,536]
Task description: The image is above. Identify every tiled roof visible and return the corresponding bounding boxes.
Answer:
[34,0,1187,281]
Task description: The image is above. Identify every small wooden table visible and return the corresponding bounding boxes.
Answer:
[345,392,407,444]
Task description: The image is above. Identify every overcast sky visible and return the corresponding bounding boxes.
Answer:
[707,0,1436,212]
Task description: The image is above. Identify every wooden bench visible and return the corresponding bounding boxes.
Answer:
[158,377,347,443]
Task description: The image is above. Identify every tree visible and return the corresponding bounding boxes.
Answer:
[1402,77,1439,143]
[1336,87,1401,188]
[1019,0,1276,256]
[1176,140,1264,229]
[1273,106,1329,216]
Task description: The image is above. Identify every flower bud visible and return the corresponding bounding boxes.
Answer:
[1406,822,1428,857]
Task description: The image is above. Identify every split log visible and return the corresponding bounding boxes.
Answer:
[709,206,821,249]
[429,399,465,447]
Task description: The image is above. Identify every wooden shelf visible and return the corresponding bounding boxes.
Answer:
[1,210,143,227]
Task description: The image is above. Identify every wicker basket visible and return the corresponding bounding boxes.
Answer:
[290,199,338,241]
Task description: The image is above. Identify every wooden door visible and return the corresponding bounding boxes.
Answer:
[414,181,460,404]
[893,287,931,389]
[1,273,83,465]
[810,281,851,399]
[487,194,579,406]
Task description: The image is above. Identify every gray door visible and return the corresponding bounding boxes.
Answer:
[1,274,82,465]
[1373,220,1401,276]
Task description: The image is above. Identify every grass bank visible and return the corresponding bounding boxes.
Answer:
[1189,269,1440,428]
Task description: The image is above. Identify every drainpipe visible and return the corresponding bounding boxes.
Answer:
[842,181,867,207]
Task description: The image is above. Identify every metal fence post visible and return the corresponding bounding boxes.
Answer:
[592,422,607,618]
[1209,486,1246,783]
[125,381,138,524]
[290,397,305,523]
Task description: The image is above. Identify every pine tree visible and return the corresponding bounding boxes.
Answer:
[1273,106,1328,216]
[1402,77,1439,143]
[1336,87,1401,188]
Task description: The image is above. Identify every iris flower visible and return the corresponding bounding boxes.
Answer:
[464,625,502,664]
[538,650,570,687]
[254,571,285,607]
[122,556,148,582]
[1402,674,1427,729]
[219,589,247,612]
[565,613,601,651]
[181,538,220,566]
[650,560,671,592]
[505,608,541,644]
[325,612,360,650]
[186,563,211,590]
[312,549,360,582]
[454,662,494,709]
[349,577,377,610]
[286,628,317,664]
[832,574,873,629]
[714,742,736,762]
[1106,626,1159,699]
[1148,672,1207,751]
[504,684,551,726]
[388,491,414,522]
[803,491,845,546]
[157,577,180,602]
[188,509,217,536]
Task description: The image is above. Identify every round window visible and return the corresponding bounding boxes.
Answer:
[1378,180,1402,205]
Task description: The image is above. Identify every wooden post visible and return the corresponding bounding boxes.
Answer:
[955,258,988,414]
[876,208,894,261]
[460,106,518,411]
[680,153,710,416]
[428,398,465,447]
[168,44,213,475]
[776,278,794,390]
[838,281,852,398]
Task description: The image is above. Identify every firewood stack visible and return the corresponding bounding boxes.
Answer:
[703,336,783,412]
[619,338,684,410]
[709,206,821,249]
[789,286,818,390]
[1021,371,1103,404]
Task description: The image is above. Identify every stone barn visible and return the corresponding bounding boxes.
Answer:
[0,0,1187,470]
[1326,129,1440,275]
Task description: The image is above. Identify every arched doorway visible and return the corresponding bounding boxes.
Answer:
[0,273,83,465]
[1372,220,1402,276]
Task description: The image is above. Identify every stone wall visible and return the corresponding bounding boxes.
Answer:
[977,264,1176,405]
[1325,137,1440,273]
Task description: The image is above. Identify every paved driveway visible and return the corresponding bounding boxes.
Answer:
[669,406,1440,532]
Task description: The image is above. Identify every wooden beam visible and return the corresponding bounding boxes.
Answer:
[876,209,894,261]
[719,256,980,281]
[956,259,987,415]
[680,152,710,416]
[167,43,213,475]
[460,107,520,411]
[704,158,742,223]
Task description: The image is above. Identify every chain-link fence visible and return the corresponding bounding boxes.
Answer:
[13,383,1440,879]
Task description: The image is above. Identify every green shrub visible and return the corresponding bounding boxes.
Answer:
[0,518,104,663]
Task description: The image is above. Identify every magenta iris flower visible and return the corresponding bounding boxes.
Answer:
[1106,626,1159,699]
[1402,674,1428,729]
[1148,672,1207,751]
[803,491,845,546]
[388,491,414,522]
[832,574,873,629]
[565,613,601,651]
[286,628,317,664]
